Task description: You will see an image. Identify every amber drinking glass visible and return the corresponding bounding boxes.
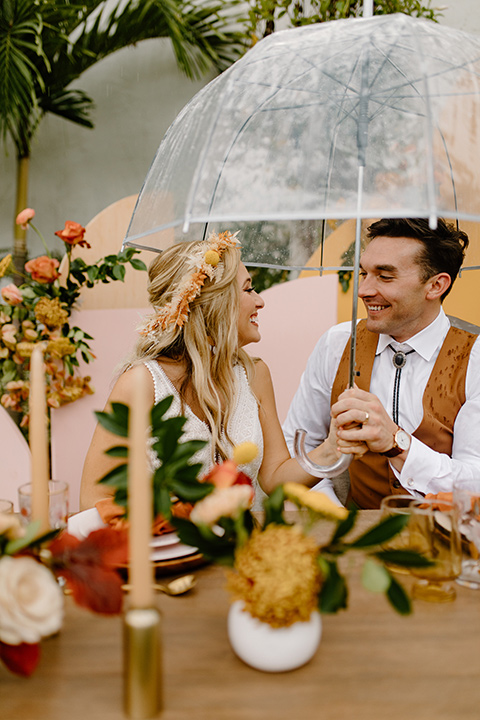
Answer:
[379,494,418,574]
[408,498,462,603]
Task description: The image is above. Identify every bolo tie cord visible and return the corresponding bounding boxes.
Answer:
[389,345,415,425]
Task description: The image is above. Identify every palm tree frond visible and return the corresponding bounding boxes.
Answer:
[39,87,94,128]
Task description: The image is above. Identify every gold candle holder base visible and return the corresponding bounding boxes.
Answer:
[123,607,163,719]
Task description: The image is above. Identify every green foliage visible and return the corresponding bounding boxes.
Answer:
[262,485,289,526]
[315,508,434,614]
[0,0,246,158]
[317,556,349,612]
[249,266,289,294]
[96,397,213,519]
[3,521,60,556]
[244,0,441,42]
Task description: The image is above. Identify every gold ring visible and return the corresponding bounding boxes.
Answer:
[364,412,369,424]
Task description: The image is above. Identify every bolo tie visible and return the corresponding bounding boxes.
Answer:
[389,344,415,425]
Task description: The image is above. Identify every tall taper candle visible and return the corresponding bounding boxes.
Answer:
[129,365,154,609]
[29,345,49,534]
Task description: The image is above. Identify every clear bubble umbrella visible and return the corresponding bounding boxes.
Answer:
[123,13,480,477]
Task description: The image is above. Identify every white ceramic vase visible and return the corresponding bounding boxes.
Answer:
[227,600,322,672]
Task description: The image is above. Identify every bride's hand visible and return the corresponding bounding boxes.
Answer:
[328,419,368,459]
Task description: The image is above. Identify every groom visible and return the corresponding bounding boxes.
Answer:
[283,217,480,508]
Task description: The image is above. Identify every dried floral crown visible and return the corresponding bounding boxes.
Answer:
[139,231,240,338]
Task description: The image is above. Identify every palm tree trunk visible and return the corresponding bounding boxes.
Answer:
[13,155,30,284]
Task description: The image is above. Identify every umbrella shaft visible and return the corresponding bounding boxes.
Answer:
[349,166,364,388]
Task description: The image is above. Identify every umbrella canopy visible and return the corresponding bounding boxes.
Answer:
[124,12,480,270]
[123,13,480,478]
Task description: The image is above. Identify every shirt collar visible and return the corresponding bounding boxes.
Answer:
[375,308,450,361]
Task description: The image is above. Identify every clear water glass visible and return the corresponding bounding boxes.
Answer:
[453,479,480,590]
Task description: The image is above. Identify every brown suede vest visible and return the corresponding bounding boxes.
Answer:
[331,320,477,509]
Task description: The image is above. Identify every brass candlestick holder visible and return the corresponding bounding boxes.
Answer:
[123,607,163,718]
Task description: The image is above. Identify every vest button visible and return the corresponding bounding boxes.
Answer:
[392,479,401,489]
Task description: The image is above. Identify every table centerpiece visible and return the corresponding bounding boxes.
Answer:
[95,401,431,672]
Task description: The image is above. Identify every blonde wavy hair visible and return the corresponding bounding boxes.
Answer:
[125,240,255,463]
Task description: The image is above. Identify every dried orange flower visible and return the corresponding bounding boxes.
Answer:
[0,254,12,279]
[140,231,239,337]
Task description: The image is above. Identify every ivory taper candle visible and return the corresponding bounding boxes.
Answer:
[129,365,154,609]
[29,345,49,534]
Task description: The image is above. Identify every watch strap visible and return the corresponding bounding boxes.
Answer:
[380,427,407,458]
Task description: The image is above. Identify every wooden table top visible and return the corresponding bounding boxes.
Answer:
[2,511,480,720]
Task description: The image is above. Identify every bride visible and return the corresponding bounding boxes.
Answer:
[80,231,359,510]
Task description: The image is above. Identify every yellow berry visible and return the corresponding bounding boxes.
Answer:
[233,442,258,465]
[204,250,220,267]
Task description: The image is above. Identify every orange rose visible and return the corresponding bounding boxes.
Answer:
[25,256,60,284]
[54,221,90,248]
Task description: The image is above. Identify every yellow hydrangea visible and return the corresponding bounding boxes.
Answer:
[227,524,321,628]
[47,337,75,358]
[16,342,36,358]
[34,297,69,328]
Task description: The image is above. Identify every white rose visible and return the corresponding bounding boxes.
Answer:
[0,556,64,645]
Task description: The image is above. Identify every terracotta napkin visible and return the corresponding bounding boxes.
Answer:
[95,497,193,535]
[424,491,453,511]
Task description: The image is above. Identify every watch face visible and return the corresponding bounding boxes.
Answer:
[395,429,410,451]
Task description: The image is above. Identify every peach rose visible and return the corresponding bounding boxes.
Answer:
[190,485,253,527]
[1,323,17,350]
[1,284,23,306]
[55,221,90,248]
[16,208,35,229]
[25,256,60,284]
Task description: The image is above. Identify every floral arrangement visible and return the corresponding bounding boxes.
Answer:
[0,513,128,677]
[96,401,430,623]
[173,478,433,624]
[0,209,146,430]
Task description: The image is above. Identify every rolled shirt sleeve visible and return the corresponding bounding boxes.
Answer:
[394,335,480,494]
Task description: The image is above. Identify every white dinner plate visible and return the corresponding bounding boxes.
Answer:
[151,542,198,562]
[150,532,181,549]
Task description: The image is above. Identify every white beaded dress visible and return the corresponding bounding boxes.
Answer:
[144,360,267,510]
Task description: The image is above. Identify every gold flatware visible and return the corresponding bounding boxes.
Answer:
[121,574,196,596]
